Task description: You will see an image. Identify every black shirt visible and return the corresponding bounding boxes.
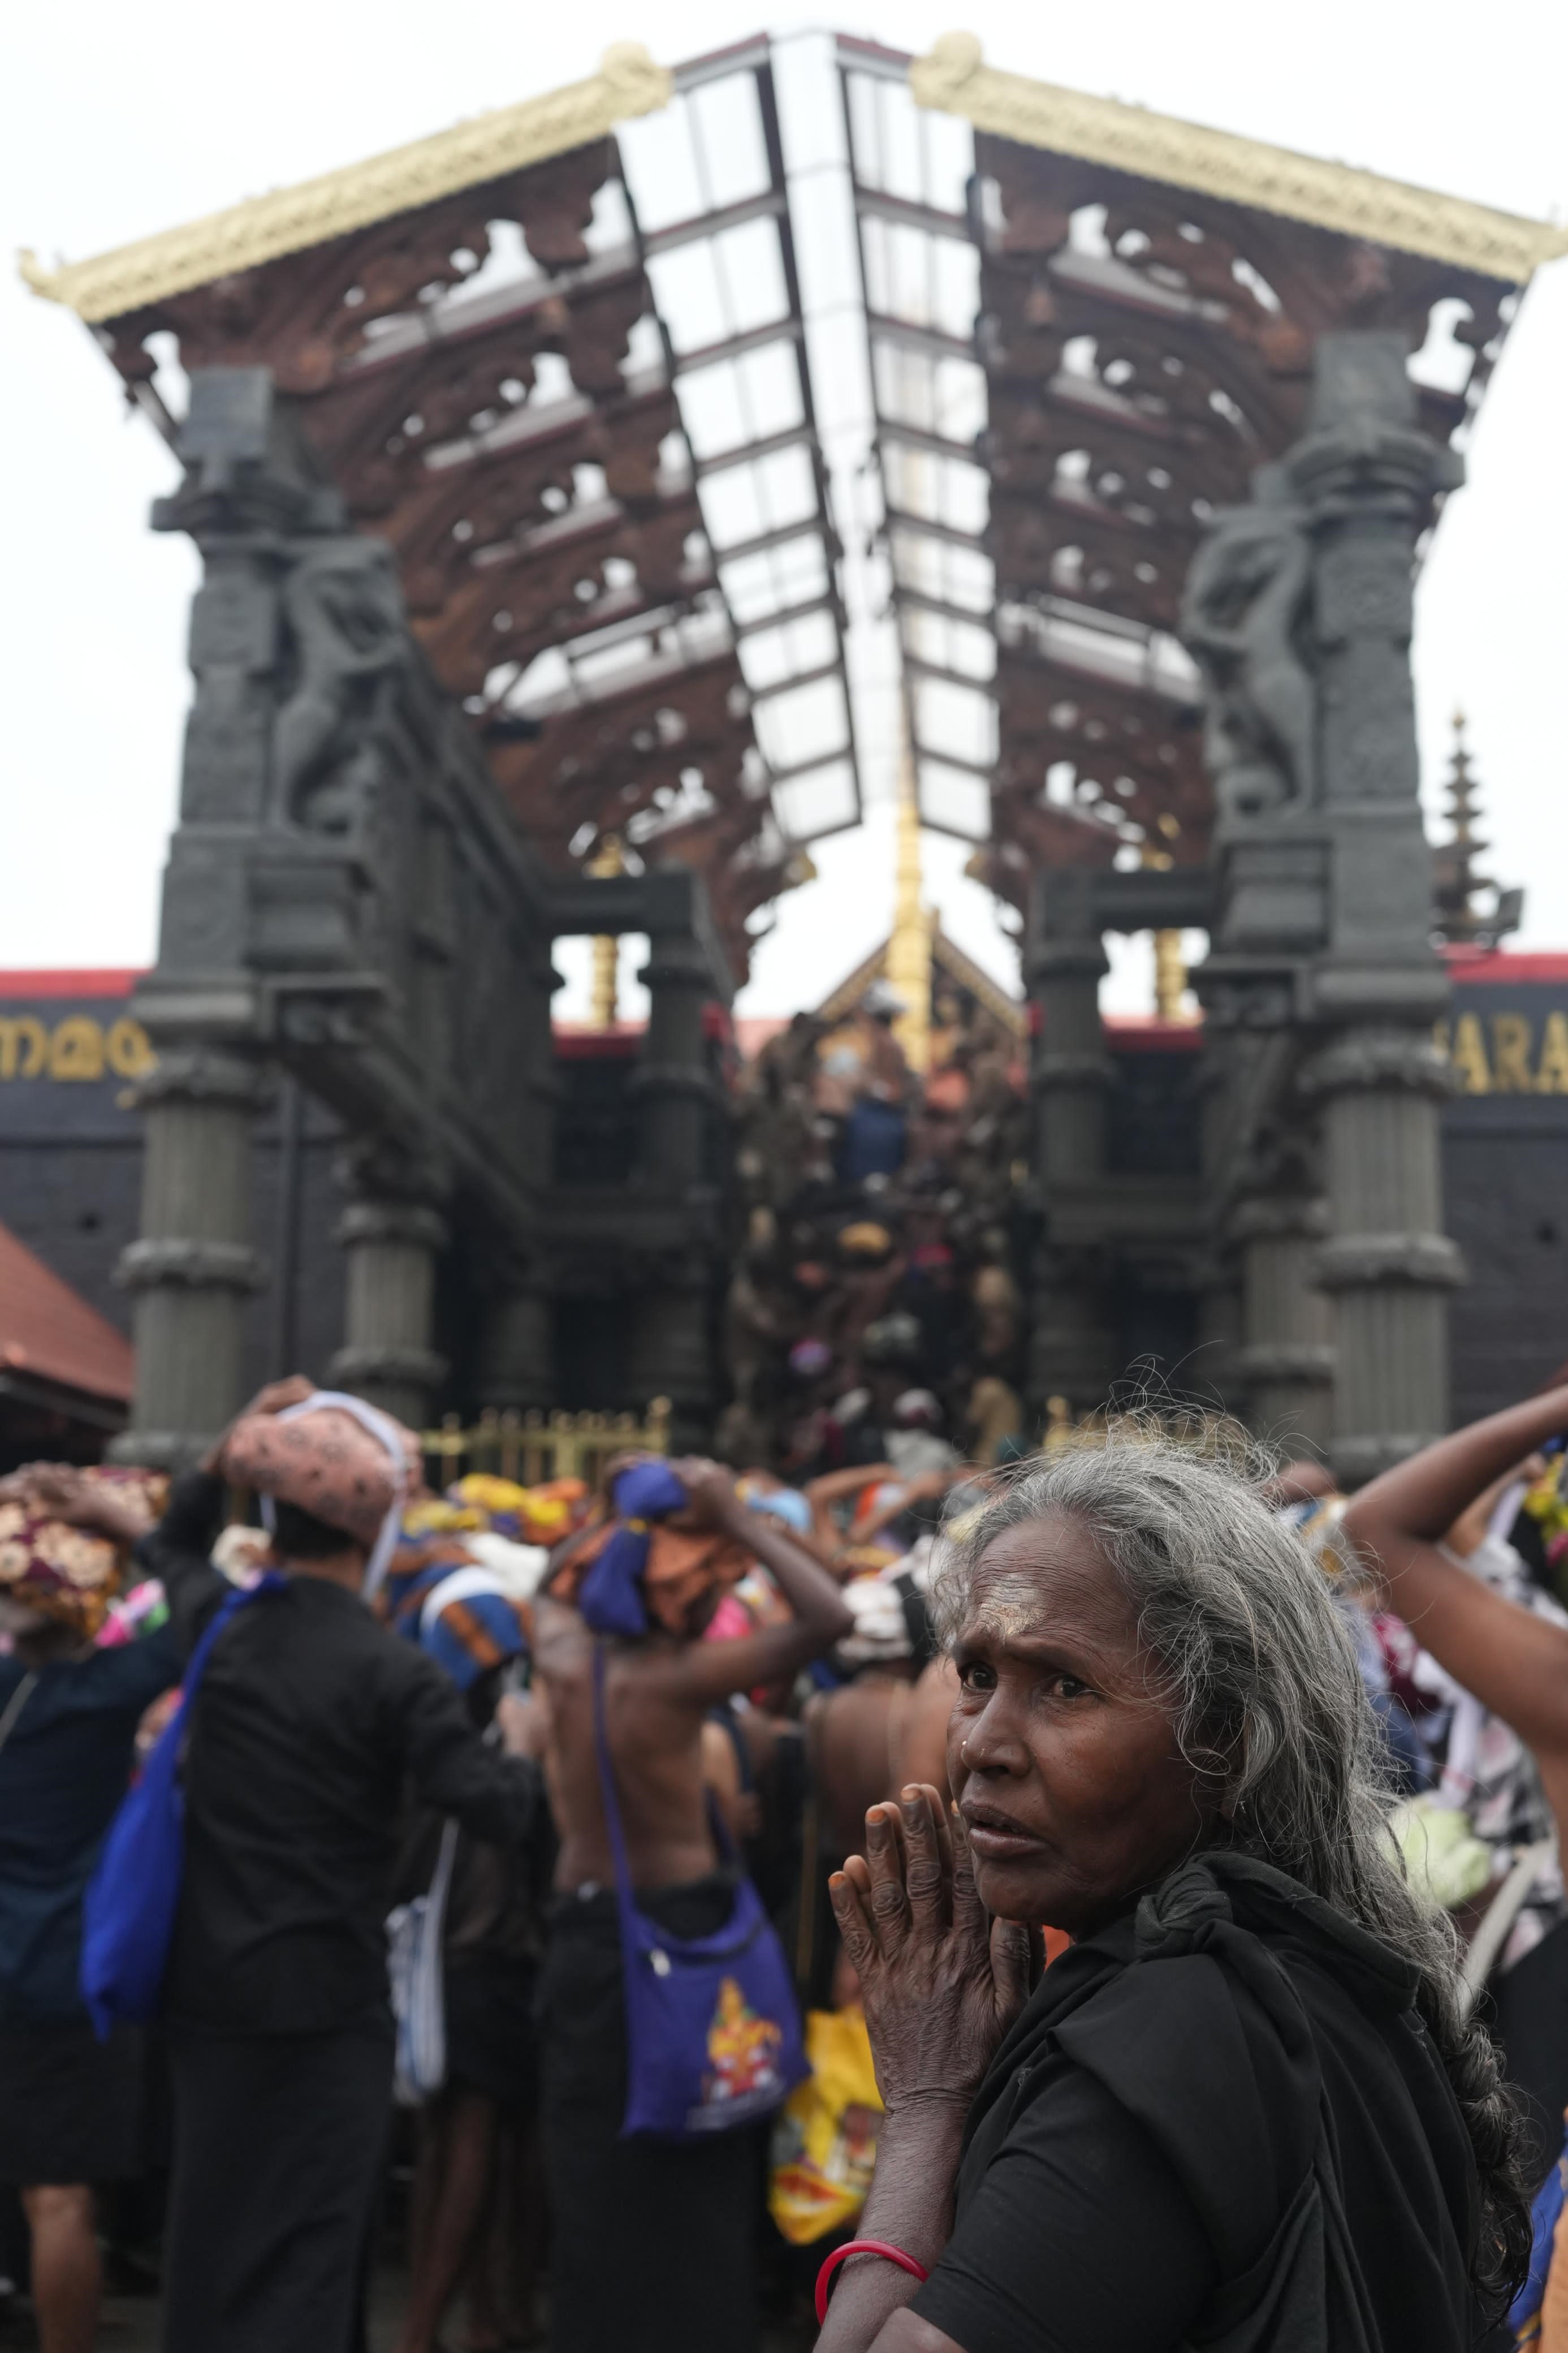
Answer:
[140,1472,543,2038]
[912,1853,1486,2353]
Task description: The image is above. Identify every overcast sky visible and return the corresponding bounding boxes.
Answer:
[6,0,1566,1023]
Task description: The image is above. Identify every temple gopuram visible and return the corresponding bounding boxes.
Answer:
[11,32,1568,1482]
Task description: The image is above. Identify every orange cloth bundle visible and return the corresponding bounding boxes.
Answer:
[548,1515,752,1637]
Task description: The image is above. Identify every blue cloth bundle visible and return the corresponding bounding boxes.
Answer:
[578,1461,689,1637]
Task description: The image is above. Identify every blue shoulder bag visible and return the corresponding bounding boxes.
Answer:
[80,1574,281,2039]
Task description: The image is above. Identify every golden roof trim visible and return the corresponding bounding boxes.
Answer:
[910,33,1568,282]
[814,925,1026,1037]
[19,44,673,325]
[932,928,1026,1038]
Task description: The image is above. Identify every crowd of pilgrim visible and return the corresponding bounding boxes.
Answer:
[11,1344,1568,2348]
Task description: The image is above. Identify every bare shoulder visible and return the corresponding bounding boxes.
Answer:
[531,1593,590,1672]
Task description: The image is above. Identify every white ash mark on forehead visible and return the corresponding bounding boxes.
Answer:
[965,1565,1054,1645]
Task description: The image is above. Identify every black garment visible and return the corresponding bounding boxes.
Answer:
[539,1877,762,2353]
[912,1853,1487,2353]
[0,2018,143,2185]
[161,2023,391,2353]
[0,1631,180,2019]
[139,1472,542,2036]
[1488,1913,1568,2188]
[446,1954,539,2108]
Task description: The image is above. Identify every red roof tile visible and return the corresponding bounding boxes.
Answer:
[0,1222,134,1403]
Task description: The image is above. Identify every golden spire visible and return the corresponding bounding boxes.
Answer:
[885,755,933,1074]
[1153,930,1187,1021]
[586,835,624,1028]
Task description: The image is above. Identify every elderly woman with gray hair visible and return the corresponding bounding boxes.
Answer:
[814,1423,1530,2353]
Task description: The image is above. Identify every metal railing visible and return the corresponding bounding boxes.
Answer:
[419,1399,673,1493]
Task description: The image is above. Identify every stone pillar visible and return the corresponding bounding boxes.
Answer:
[113,1047,267,1467]
[1231,1193,1334,1454]
[1307,1036,1458,1485]
[1288,335,1462,1484]
[474,1270,555,1415]
[1025,881,1116,1415]
[1185,333,1461,1485]
[330,1183,448,1430]
[632,928,719,1192]
[628,1270,714,1450]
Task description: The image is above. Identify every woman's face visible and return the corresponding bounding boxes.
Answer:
[947,1510,1215,1938]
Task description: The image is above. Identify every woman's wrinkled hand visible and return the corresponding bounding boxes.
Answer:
[830,1783,1033,2115]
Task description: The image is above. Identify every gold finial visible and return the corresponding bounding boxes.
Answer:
[1154,930,1187,1022]
[586,835,624,1029]
[885,754,932,1075]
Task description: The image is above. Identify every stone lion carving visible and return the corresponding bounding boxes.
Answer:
[274,540,407,834]
[1181,498,1316,819]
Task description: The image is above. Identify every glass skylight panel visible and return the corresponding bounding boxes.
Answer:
[697,466,766,551]
[913,674,996,769]
[783,611,838,673]
[675,362,751,460]
[919,107,974,218]
[845,73,887,192]
[930,238,980,339]
[692,217,790,345]
[731,343,806,443]
[917,760,992,841]
[617,102,706,232]
[645,242,731,356]
[773,761,858,842]
[763,536,830,606]
[753,676,849,771]
[687,75,772,210]
[715,553,785,626]
[734,625,794,692]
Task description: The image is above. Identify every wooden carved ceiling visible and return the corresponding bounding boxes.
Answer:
[971,133,1521,906]
[87,127,800,981]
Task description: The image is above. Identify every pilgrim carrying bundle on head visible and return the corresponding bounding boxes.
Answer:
[0,1468,166,1641]
[548,1461,751,1637]
[224,1389,420,1598]
[80,1391,417,2036]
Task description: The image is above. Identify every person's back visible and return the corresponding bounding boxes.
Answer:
[169,1571,531,2030]
[0,1468,180,2353]
[532,1597,722,1892]
[534,1458,853,2353]
[139,1382,546,2353]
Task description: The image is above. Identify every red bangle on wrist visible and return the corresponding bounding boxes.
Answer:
[814,2238,930,2324]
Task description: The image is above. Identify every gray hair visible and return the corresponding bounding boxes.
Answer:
[932,1415,1530,2304]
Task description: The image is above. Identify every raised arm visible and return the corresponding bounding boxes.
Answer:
[1341,1384,1568,1788]
[806,1463,900,1552]
[665,1459,854,1705]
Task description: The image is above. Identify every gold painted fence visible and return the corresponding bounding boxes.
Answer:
[420,1399,672,1493]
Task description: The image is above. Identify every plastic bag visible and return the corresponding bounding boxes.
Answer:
[768,2006,884,2246]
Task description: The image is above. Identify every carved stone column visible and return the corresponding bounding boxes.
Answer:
[474,1266,555,1416]
[330,1161,449,1430]
[1288,336,1462,1484]
[1305,1034,1459,1485]
[632,928,719,1193]
[1231,1193,1334,1454]
[113,1048,268,1467]
[1025,877,1116,1415]
[1186,333,1461,1485]
[628,1268,713,1451]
